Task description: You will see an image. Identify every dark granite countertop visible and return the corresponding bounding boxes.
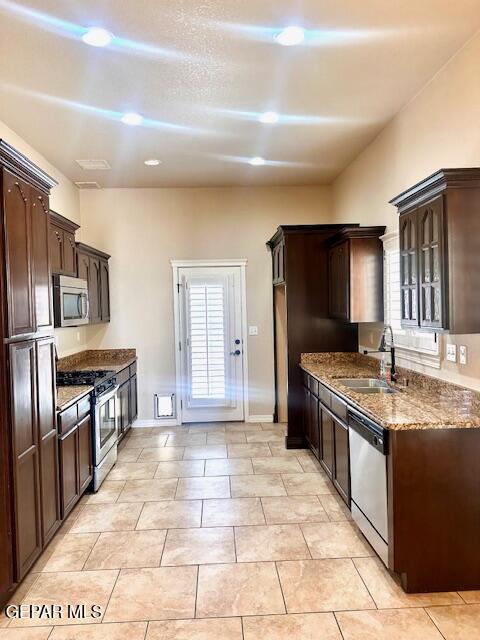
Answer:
[301,352,480,430]
[56,349,137,411]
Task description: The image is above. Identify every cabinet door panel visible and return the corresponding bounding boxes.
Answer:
[3,170,35,337]
[49,224,63,274]
[77,251,90,283]
[119,382,130,437]
[320,407,334,478]
[62,231,76,276]
[328,242,350,320]
[303,387,311,447]
[333,417,350,505]
[418,196,445,329]
[30,189,53,331]
[129,374,138,424]
[78,415,92,493]
[89,258,101,324]
[100,259,110,322]
[9,341,41,579]
[309,393,320,458]
[400,211,420,326]
[36,338,61,544]
[59,428,79,518]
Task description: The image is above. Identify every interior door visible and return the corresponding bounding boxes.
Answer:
[179,266,245,422]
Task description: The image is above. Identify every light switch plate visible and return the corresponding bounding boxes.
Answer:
[459,345,467,365]
[446,343,457,363]
[248,326,258,336]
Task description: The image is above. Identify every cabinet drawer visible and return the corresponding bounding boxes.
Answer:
[319,384,331,408]
[77,396,91,421]
[58,404,78,436]
[129,361,137,377]
[331,394,348,422]
[308,376,319,397]
[116,367,130,386]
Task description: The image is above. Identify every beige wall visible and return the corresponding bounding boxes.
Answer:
[0,119,87,355]
[332,31,480,390]
[80,186,332,420]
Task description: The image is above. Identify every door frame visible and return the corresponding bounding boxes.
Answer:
[171,259,249,425]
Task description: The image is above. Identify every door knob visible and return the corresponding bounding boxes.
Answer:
[230,349,241,356]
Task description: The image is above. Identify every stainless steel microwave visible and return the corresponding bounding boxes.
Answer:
[53,275,89,327]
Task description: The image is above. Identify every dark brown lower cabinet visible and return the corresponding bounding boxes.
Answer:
[303,371,349,506]
[118,362,138,439]
[10,340,41,581]
[332,415,350,504]
[59,427,79,517]
[118,381,130,438]
[9,339,60,581]
[36,338,61,545]
[78,415,92,494]
[308,392,320,458]
[58,396,92,518]
[129,373,138,424]
[320,407,334,478]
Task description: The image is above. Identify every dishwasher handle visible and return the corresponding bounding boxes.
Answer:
[348,411,388,455]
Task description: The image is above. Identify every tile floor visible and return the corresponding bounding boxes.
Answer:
[1,420,479,639]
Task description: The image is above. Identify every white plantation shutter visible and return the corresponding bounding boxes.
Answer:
[184,275,234,407]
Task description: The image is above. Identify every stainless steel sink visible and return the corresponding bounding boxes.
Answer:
[353,387,396,395]
[336,378,396,395]
[337,378,390,388]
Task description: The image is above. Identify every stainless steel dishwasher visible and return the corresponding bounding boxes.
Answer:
[348,408,389,565]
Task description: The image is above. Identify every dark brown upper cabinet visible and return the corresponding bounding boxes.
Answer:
[49,211,79,277]
[76,243,111,325]
[1,143,57,340]
[328,227,386,323]
[390,168,480,333]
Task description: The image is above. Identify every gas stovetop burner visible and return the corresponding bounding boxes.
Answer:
[56,369,116,387]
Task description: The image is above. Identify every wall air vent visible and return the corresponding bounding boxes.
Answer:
[74,181,102,189]
[76,159,111,170]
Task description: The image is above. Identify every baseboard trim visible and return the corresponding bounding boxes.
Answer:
[247,415,273,423]
[285,435,307,449]
[133,419,178,428]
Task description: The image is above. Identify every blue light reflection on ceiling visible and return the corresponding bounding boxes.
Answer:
[0,83,212,135]
[213,22,392,46]
[0,0,186,60]
[209,108,360,126]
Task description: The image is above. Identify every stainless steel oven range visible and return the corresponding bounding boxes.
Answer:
[57,369,119,491]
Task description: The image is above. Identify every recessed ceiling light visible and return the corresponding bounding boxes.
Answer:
[275,26,305,46]
[81,27,113,48]
[249,157,266,166]
[121,112,144,126]
[144,158,161,166]
[259,111,279,124]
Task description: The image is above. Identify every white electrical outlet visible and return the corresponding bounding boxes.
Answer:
[459,345,467,365]
[248,326,258,336]
[446,343,457,363]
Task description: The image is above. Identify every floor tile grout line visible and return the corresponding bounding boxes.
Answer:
[423,607,448,640]
[194,564,200,619]
[350,557,378,609]
[143,620,150,640]
[100,568,121,624]
[78,532,101,571]
[332,611,347,640]
[274,561,288,615]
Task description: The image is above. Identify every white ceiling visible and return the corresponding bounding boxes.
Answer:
[1,0,480,187]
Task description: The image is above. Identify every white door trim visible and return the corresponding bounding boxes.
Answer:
[171,259,249,424]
